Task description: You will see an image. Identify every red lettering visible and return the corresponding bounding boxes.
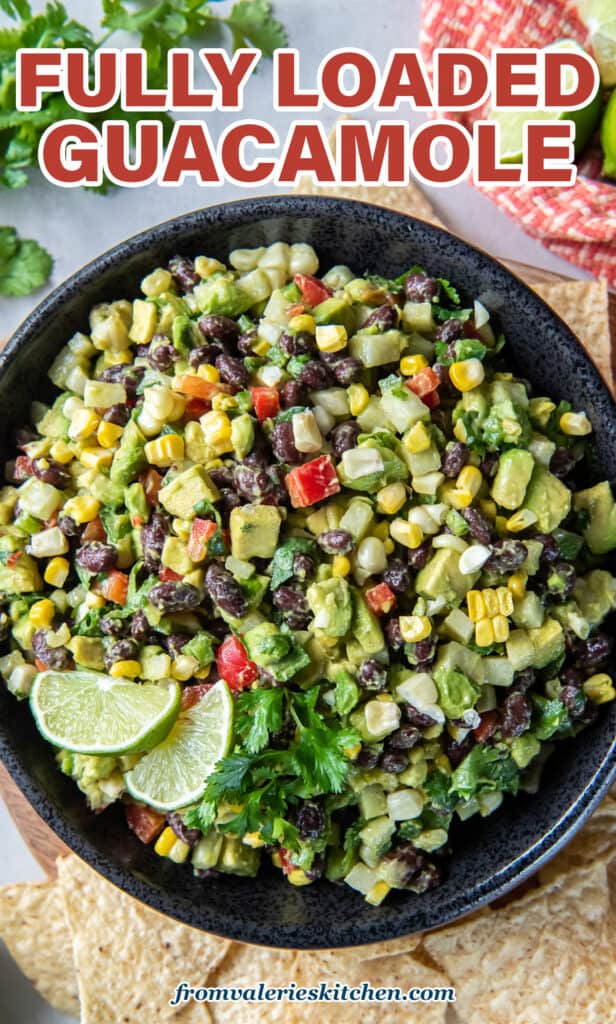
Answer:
[161,123,220,184]
[474,122,521,183]
[201,49,260,109]
[412,121,471,185]
[435,51,489,110]
[277,123,336,184]
[39,121,100,186]
[169,50,213,109]
[123,51,167,109]
[65,50,119,110]
[105,122,161,185]
[17,50,62,109]
[544,50,598,109]
[526,123,575,185]
[221,123,276,184]
[338,122,407,183]
[378,51,433,109]
[320,51,377,109]
[275,50,319,108]
[494,51,538,108]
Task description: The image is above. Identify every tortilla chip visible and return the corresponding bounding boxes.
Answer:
[424,860,613,1024]
[533,280,612,389]
[57,854,229,1024]
[0,878,79,1018]
[537,793,616,887]
[297,932,422,978]
[206,940,297,1023]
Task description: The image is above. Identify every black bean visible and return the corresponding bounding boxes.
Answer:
[380,751,409,774]
[500,692,531,738]
[199,314,241,347]
[104,403,130,426]
[130,610,150,643]
[575,633,613,671]
[363,304,399,330]
[511,667,536,693]
[403,703,438,727]
[205,563,247,618]
[332,357,363,387]
[32,458,70,489]
[77,542,117,573]
[411,861,443,893]
[331,421,361,459]
[406,540,432,571]
[380,844,425,885]
[383,559,410,595]
[317,529,354,555]
[534,533,559,565]
[550,448,577,480]
[386,726,420,750]
[31,629,72,670]
[218,489,242,526]
[296,801,325,840]
[300,360,335,390]
[99,616,128,637]
[233,464,272,500]
[167,811,201,847]
[140,513,169,573]
[441,442,468,478]
[357,659,388,691]
[414,635,438,666]
[435,318,464,344]
[206,466,233,490]
[215,353,249,389]
[98,364,144,400]
[272,585,311,629]
[480,453,498,479]
[0,612,10,644]
[104,639,139,671]
[280,380,308,409]
[461,507,493,545]
[237,331,257,356]
[356,747,380,770]
[149,582,201,613]
[385,617,404,650]
[485,539,527,573]
[164,633,191,658]
[148,335,177,371]
[560,684,587,721]
[292,553,315,581]
[271,421,303,464]
[168,255,200,291]
[279,331,317,357]
[266,464,290,506]
[188,343,222,369]
[404,273,439,303]
[445,733,475,768]
[58,515,82,539]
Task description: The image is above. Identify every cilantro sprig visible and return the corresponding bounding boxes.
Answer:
[0,225,52,296]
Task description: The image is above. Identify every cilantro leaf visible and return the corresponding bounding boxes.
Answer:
[182,798,217,832]
[450,746,520,801]
[236,687,284,754]
[0,227,52,296]
[204,752,255,800]
[224,0,286,55]
[437,277,461,305]
[269,537,316,590]
[0,0,31,19]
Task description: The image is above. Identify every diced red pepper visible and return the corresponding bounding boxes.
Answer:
[294,273,332,307]
[81,516,107,542]
[181,682,214,711]
[277,848,296,875]
[100,569,129,606]
[183,397,210,420]
[251,386,280,422]
[44,508,59,528]
[420,389,440,410]
[140,468,163,507]
[175,374,230,401]
[34,657,48,672]
[7,551,21,568]
[405,366,440,398]
[186,517,217,563]
[286,302,305,319]
[285,455,341,509]
[473,710,499,744]
[125,803,166,844]
[13,455,33,481]
[364,582,397,617]
[160,566,183,583]
[216,635,259,692]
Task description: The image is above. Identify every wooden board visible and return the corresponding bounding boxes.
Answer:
[0,258,615,879]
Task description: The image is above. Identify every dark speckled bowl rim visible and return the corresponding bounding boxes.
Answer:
[1,194,615,950]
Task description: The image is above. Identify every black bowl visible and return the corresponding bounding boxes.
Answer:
[1,196,615,949]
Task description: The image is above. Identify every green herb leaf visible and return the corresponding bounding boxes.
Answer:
[183,798,217,832]
[0,227,52,297]
[224,0,286,55]
[269,537,316,590]
[236,687,284,753]
[450,745,520,801]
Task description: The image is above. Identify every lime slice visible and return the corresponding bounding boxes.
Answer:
[30,671,181,755]
[600,88,616,177]
[489,40,603,162]
[580,0,616,86]
[125,680,234,811]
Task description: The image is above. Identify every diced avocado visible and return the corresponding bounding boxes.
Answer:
[306,577,353,637]
[528,617,564,670]
[184,421,211,463]
[415,548,480,606]
[407,444,441,477]
[0,553,42,594]
[349,330,404,368]
[510,733,541,768]
[506,629,535,671]
[433,666,480,719]
[573,481,616,554]
[511,591,545,630]
[551,601,590,640]
[12,613,34,650]
[230,413,254,460]
[402,301,434,333]
[18,478,63,520]
[0,487,18,526]
[573,569,616,627]
[125,482,149,525]
[351,590,385,654]
[356,396,390,432]
[491,378,529,409]
[182,632,215,668]
[359,815,395,857]
[339,498,375,541]
[109,420,147,486]
[441,608,474,645]
[313,294,354,332]
[68,636,105,671]
[267,644,311,682]
[192,831,224,871]
[192,277,253,318]
[523,467,571,533]
[159,466,220,520]
[434,641,484,684]
[380,389,428,433]
[490,449,534,510]
[229,503,282,560]
[359,784,388,820]
[217,835,260,877]
[522,540,544,577]
[88,472,125,508]
[139,645,172,680]
[161,536,193,576]
[482,657,515,688]
[243,622,292,666]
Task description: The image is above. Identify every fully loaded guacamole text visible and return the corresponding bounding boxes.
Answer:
[1,243,615,905]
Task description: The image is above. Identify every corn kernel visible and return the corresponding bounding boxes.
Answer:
[109,660,141,679]
[496,587,514,616]
[560,412,592,436]
[141,268,172,297]
[129,299,157,345]
[479,498,497,520]
[44,557,69,588]
[383,538,395,554]
[49,440,74,464]
[434,753,451,773]
[399,615,432,642]
[68,408,99,441]
[449,358,485,392]
[457,465,482,499]
[446,487,473,510]
[197,364,220,383]
[475,618,495,647]
[453,419,468,443]
[508,572,527,599]
[528,396,556,427]
[371,521,389,542]
[466,590,485,622]
[63,495,101,524]
[366,881,391,906]
[332,555,351,577]
[243,832,265,848]
[289,314,315,334]
[390,519,424,549]
[252,338,271,356]
[211,393,237,411]
[348,383,369,417]
[29,599,55,629]
[144,434,185,467]
[343,741,362,759]
[79,446,113,470]
[376,482,407,515]
[506,509,538,532]
[404,421,431,454]
[154,827,177,858]
[288,868,313,886]
[315,324,348,353]
[168,839,191,864]
[103,349,132,366]
[200,410,232,446]
[195,255,226,278]
[583,673,616,704]
[85,592,105,609]
[271,852,283,869]
[492,614,510,642]
[400,354,428,376]
[171,655,199,682]
[482,589,499,618]
[97,421,123,449]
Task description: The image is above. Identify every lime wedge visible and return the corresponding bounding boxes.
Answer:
[30,671,181,755]
[600,88,616,177]
[580,0,616,86]
[125,681,234,811]
[489,40,603,162]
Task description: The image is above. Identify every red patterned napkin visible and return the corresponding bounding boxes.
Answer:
[420,0,616,287]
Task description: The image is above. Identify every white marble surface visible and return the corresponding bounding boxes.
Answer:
[0,1,590,1021]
